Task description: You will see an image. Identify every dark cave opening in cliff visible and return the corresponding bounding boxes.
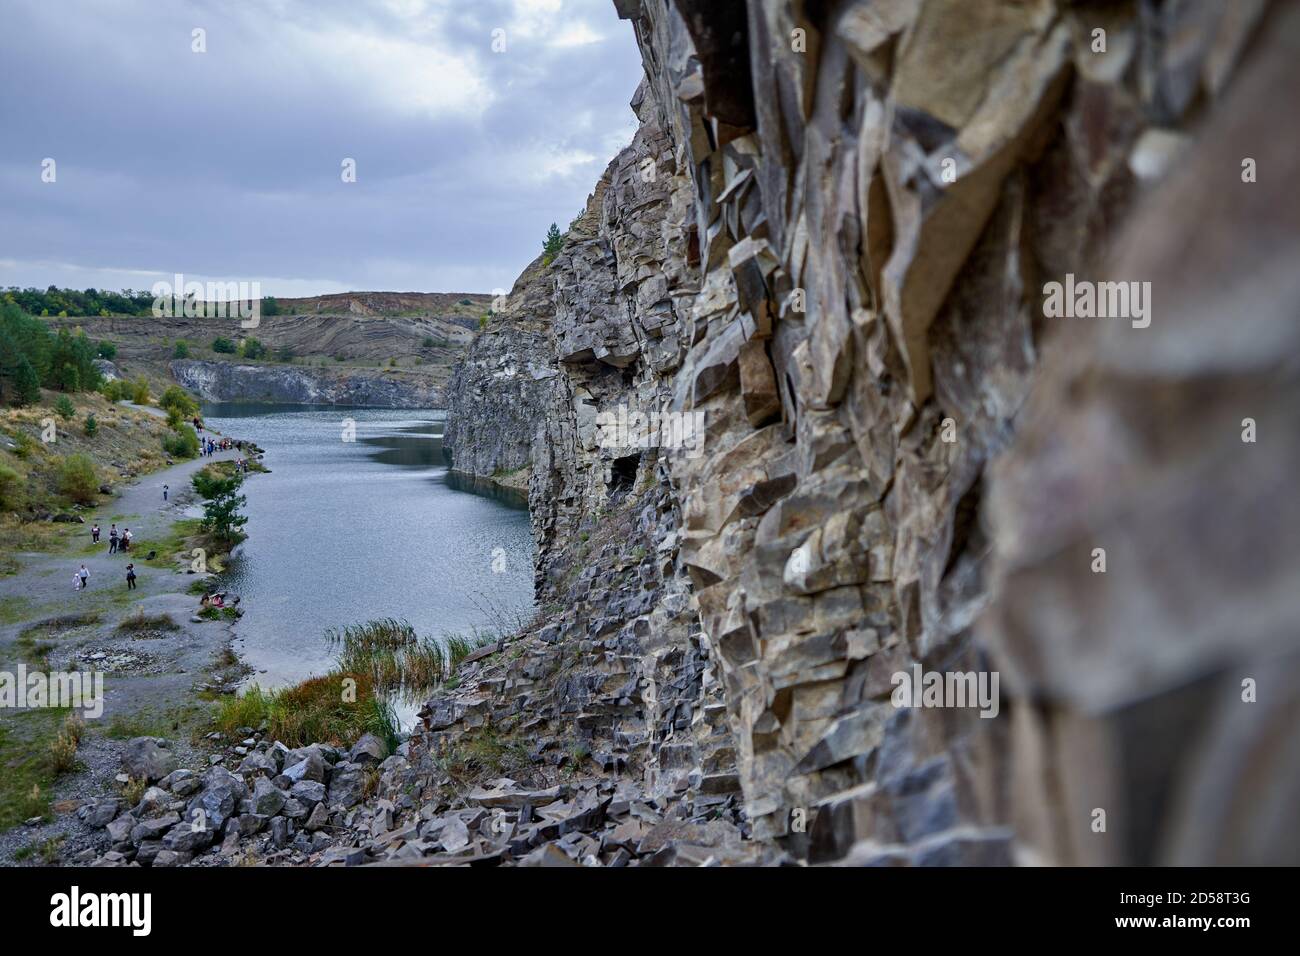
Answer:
[608,452,641,497]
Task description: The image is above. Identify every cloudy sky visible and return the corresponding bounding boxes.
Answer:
[0,0,643,298]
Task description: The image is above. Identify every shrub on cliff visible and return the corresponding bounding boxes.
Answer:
[0,464,21,510]
[211,337,236,354]
[161,424,199,459]
[99,378,127,402]
[58,454,99,505]
[159,384,198,419]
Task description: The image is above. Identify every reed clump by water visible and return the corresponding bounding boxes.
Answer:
[326,617,494,699]
[214,670,398,752]
[214,618,497,754]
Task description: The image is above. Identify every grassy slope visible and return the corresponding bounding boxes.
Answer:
[1,389,174,522]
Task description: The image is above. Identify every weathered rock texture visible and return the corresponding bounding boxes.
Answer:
[442,256,558,481]
[441,0,1295,865]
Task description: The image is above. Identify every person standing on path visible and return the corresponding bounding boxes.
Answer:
[125,563,136,590]
[91,523,100,544]
[163,483,169,502]
[77,564,89,591]
[121,528,132,552]
[109,525,118,553]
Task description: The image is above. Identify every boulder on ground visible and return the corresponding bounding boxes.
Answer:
[121,737,178,784]
[349,733,388,765]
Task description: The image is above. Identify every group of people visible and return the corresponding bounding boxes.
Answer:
[73,422,254,599]
[73,559,135,591]
[78,522,138,594]
[200,434,245,458]
[90,522,133,553]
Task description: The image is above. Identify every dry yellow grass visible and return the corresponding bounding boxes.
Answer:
[0,390,174,521]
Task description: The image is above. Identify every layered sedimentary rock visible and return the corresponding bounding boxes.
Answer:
[442,257,558,480]
[170,359,442,408]
[441,0,1294,865]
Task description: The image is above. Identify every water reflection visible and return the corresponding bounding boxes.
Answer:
[200,404,535,703]
[442,469,528,510]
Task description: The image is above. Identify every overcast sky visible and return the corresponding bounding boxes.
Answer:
[0,0,643,298]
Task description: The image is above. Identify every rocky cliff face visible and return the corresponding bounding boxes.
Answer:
[171,360,443,408]
[442,257,558,480]
[438,0,1296,865]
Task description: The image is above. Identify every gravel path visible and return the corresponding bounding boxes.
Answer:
[0,445,255,864]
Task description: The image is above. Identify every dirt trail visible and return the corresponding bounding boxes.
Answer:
[0,445,254,862]
[2,448,239,611]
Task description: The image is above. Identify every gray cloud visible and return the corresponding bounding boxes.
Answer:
[0,0,643,296]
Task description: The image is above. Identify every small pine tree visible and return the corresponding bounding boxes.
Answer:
[12,357,41,406]
[542,222,564,265]
[55,394,75,419]
[56,362,80,392]
[83,413,98,436]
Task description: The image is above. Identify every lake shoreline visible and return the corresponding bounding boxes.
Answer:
[200,404,535,691]
[0,441,259,863]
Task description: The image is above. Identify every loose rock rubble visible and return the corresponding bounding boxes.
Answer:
[85,661,780,868]
[84,732,382,867]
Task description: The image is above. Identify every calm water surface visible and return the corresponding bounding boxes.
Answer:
[200,403,534,692]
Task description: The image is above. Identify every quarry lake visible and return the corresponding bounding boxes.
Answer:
[199,403,535,693]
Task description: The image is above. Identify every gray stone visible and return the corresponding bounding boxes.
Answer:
[152,849,192,867]
[131,812,181,843]
[305,802,329,832]
[326,766,367,809]
[106,815,135,843]
[252,777,286,817]
[349,733,388,765]
[282,752,326,785]
[81,798,121,828]
[162,821,216,853]
[121,737,178,784]
[290,780,327,807]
